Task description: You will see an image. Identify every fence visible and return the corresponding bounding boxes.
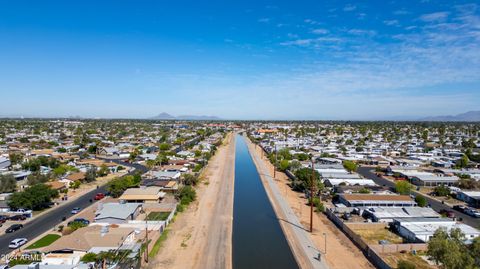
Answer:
[370,243,427,254]
[325,208,427,269]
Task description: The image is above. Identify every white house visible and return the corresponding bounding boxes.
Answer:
[393,217,480,243]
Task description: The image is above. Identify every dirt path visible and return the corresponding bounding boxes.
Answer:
[151,133,235,269]
[248,140,374,269]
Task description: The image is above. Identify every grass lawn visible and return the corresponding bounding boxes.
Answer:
[147,212,170,221]
[381,252,436,269]
[26,234,61,249]
[354,228,404,244]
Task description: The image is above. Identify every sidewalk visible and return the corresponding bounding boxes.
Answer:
[246,138,329,269]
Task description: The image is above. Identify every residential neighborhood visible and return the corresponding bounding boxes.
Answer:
[0,119,228,268]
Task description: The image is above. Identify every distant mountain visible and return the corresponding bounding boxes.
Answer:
[150,112,176,120]
[419,111,480,122]
[150,112,221,120]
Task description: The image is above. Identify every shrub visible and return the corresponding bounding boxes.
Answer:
[397,260,416,269]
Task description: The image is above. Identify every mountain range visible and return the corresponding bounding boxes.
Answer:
[149,112,221,121]
[419,111,480,122]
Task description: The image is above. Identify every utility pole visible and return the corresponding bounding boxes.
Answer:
[274,144,277,179]
[310,158,314,233]
[323,233,327,254]
[144,211,149,264]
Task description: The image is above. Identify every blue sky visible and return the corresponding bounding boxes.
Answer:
[0,0,479,120]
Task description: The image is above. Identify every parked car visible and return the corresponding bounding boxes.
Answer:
[94,193,105,200]
[466,208,480,218]
[8,238,28,249]
[9,214,26,221]
[68,218,90,226]
[0,215,8,223]
[439,209,456,218]
[453,205,467,213]
[6,224,24,233]
[71,207,81,214]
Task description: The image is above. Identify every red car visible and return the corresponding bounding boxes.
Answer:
[94,193,105,200]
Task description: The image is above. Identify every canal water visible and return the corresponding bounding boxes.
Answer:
[232,135,299,269]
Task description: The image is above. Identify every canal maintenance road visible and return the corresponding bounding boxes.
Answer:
[357,167,480,228]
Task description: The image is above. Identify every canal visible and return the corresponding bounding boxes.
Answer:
[232,135,299,269]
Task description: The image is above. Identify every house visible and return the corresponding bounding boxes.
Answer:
[66,172,86,183]
[119,187,166,203]
[43,225,138,254]
[338,194,416,207]
[95,202,142,224]
[46,181,68,192]
[363,207,440,223]
[140,179,179,192]
[98,147,119,156]
[324,178,376,187]
[411,175,459,187]
[392,217,480,243]
[30,149,55,157]
[0,157,11,170]
[456,191,480,208]
[143,170,181,181]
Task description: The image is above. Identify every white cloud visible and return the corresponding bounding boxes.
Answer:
[343,4,357,12]
[258,18,271,23]
[383,20,400,26]
[419,12,449,22]
[394,9,410,15]
[311,28,329,34]
[347,29,377,36]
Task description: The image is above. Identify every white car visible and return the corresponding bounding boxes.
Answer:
[9,238,28,249]
[71,207,81,214]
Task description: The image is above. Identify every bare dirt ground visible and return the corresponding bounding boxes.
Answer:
[249,142,374,269]
[151,133,235,269]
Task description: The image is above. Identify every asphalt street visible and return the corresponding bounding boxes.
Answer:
[0,160,147,257]
[357,167,480,228]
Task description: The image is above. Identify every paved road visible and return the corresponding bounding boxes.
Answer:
[357,167,480,228]
[0,161,148,256]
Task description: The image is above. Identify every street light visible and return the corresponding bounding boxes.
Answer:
[323,233,327,255]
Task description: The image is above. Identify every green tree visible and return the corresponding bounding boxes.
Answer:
[427,228,475,269]
[27,172,50,185]
[182,173,199,186]
[8,152,24,165]
[456,155,469,168]
[85,167,97,183]
[80,253,98,263]
[359,187,371,194]
[395,180,414,195]
[159,143,171,151]
[293,168,324,193]
[0,174,17,193]
[96,164,110,177]
[343,160,358,173]
[434,185,451,197]
[415,195,427,207]
[70,180,81,190]
[279,159,290,171]
[8,184,58,210]
[176,185,196,206]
